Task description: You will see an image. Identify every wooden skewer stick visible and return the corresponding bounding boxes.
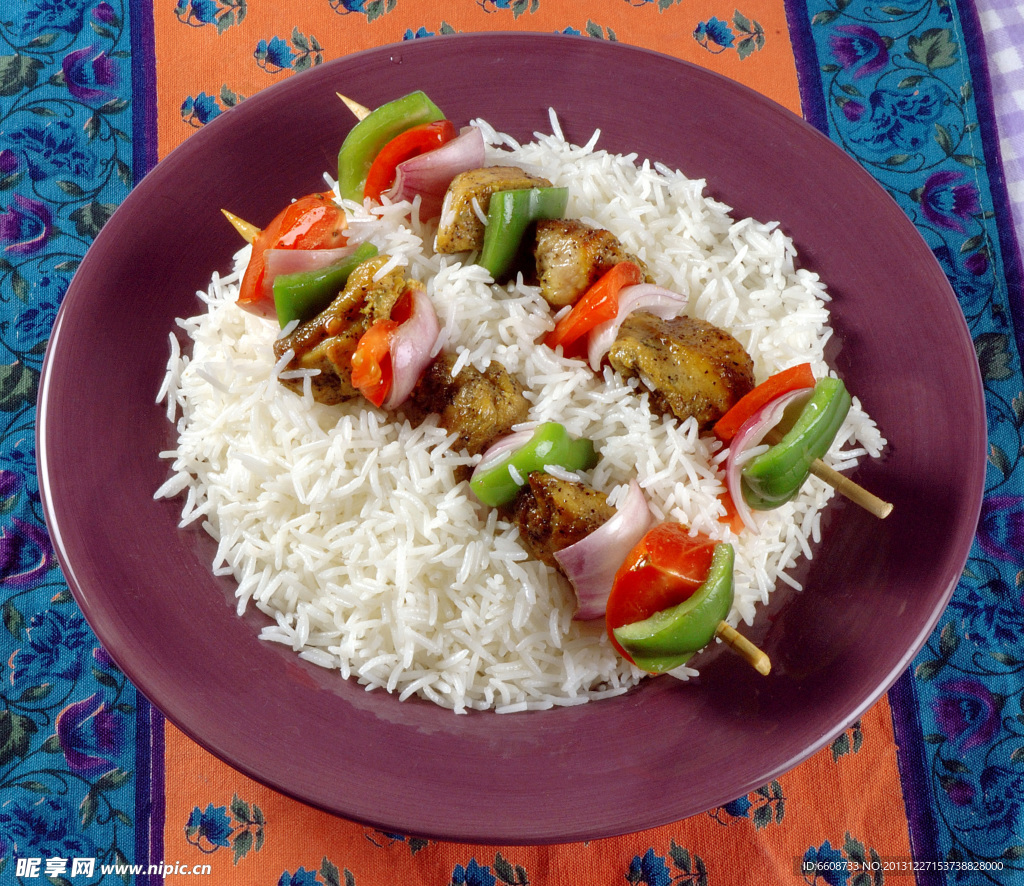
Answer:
[715,621,771,675]
[337,92,371,121]
[762,427,893,519]
[221,208,260,244]
[808,458,892,519]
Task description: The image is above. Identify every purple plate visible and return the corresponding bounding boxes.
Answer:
[37,34,986,843]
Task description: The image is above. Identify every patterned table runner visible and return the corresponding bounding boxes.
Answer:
[1,1,1021,883]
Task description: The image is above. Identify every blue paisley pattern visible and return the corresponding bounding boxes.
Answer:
[0,0,153,881]
[799,0,1024,878]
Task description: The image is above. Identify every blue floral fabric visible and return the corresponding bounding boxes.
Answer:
[793,0,1024,878]
[1,0,1023,882]
[0,1,160,884]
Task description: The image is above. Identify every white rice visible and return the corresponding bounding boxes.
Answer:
[156,119,886,714]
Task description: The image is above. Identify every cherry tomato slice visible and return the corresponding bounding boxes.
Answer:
[543,261,643,358]
[712,362,815,442]
[277,195,347,249]
[605,523,717,661]
[236,214,285,307]
[351,318,399,407]
[350,289,416,407]
[237,192,347,307]
[363,120,457,203]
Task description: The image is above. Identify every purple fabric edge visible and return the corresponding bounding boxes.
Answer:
[133,698,167,885]
[130,0,158,183]
[783,0,830,133]
[888,672,944,885]
[128,0,165,878]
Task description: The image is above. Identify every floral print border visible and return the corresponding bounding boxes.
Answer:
[0,0,150,882]
[803,0,1024,877]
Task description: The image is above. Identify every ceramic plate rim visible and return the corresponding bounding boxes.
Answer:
[37,33,986,844]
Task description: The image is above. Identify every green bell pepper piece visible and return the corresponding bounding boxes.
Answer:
[469,421,597,508]
[272,242,379,328]
[613,542,735,674]
[478,186,569,281]
[337,91,445,202]
[741,377,852,510]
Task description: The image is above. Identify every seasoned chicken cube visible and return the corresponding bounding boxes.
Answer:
[607,311,755,430]
[435,166,552,254]
[344,254,411,324]
[272,255,415,405]
[505,473,615,568]
[405,352,529,455]
[533,219,649,308]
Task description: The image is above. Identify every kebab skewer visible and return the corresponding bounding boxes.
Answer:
[221,194,775,674]
[467,422,772,675]
[334,91,891,520]
[223,89,891,513]
[213,90,892,679]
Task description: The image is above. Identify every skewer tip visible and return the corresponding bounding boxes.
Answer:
[221,208,260,244]
[337,92,372,121]
[716,621,771,676]
[808,459,893,519]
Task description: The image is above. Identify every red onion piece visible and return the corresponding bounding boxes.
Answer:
[471,428,537,482]
[554,480,654,620]
[724,388,811,532]
[259,245,362,303]
[386,126,486,220]
[382,288,442,410]
[586,283,688,371]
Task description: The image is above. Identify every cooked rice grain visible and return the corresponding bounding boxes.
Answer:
[157,121,884,713]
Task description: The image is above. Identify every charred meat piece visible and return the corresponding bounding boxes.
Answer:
[435,166,553,255]
[347,255,412,324]
[607,311,755,430]
[272,255,415,405]
[405,352,529,455]
[533,219,649,308]
[506,473,616,567]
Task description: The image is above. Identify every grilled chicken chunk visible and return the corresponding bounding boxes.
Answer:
[273,253,527,451]
[272,255,415,405]
[435,166,553,254]
[533,219,649,308]
[608,311,755,430]
[506,473,615,567]
[405,352,529,455]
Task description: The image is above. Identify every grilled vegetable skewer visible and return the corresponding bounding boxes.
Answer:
[716,366,892,527]
[472,431,771,675]
[214,90,904,685]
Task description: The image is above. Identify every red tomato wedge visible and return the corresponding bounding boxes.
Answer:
[237,192,347,308]
[717,490,745,534]
[363,120,457,203]
[543,261,644,358]
[712,362,816,442]
[605,523,717,661]
[351,319,399,407]
[349,292,415,407]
